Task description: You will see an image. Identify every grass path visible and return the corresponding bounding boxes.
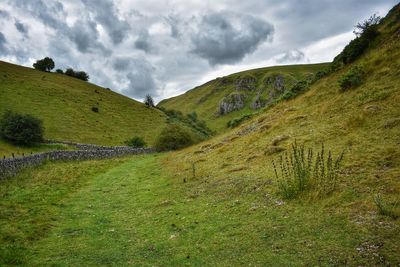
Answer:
[1,154,399,266]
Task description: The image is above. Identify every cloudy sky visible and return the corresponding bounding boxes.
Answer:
[0,0,397,102]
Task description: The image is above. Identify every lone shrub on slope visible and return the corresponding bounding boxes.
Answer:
[338,65,365,91]
[155,124,193,151]
[0,111,44,146]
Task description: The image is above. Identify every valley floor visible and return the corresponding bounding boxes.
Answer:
[1,154,399,266]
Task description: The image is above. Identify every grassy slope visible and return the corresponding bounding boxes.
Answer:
[0,61,168,147]
[159,63,329,132]
[1,5,399,266]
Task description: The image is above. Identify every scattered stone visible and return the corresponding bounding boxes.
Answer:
[364,105,382,112]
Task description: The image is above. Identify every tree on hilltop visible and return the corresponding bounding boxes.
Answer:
[33,57,55,72]
[144,94,155,107]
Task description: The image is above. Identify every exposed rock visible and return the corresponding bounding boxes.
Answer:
[218,93,246,115]
[264,73,297,99]
[235,75,257,91]
[250,94,266,109]
[364,105,382,112]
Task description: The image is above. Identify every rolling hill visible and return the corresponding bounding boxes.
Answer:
[158,63,330,133]
[0,61,169,147]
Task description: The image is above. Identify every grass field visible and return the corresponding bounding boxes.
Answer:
[1,154,399,266]
[0,61,168,146]
[158,63,329,133]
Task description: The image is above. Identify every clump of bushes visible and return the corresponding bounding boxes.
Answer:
[155,124,193,151]
[272,142,344,199]
[333,14,381,68]
[0,110,44,146]
[338,65,365,91]
[125,136,146,148]
[65,68,89,81]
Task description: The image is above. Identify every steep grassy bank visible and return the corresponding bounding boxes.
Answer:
[0,61,168,146]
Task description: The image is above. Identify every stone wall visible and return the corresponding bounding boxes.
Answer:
[0,147,155,180]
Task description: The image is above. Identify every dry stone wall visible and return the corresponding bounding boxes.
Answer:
[0,145,155,180]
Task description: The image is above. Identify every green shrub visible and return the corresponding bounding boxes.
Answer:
[227,114,253,128]
[0,111,44,146]
[338,65,365,91]
[155,124,193,151]
[272,142,344,199]
[333,15,380,67]
[91,106,99,113]
[125,136,146,148]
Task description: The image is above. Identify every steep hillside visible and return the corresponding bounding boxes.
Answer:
[0,61,169,146]
[159,63,329,132]
[159,4,400,264]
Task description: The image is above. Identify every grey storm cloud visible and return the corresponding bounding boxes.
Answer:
[134,30,152,53]
[0,0,397,101]
[118,58,157,99]
[0,10,10,18]
[81,0,130,45]
[190,11,274,65]
[0,32,7,55]
[276,50,305,63]
[14,20,28,36]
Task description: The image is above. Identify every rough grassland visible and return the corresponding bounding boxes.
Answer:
[0,61,168,146]
[1,154,398,266]
[159,63,329,133]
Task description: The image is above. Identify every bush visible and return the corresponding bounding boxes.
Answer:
[65,68,89,81]
[338,65,365,91]
[55,69,64,74]
[155,124,193,151]
[125,136,146,148]
[91,106,99,113]
[0,111,44,145]
[272,142,344,199]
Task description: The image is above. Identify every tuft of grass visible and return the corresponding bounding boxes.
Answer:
[374,194,399,219]
[272,142,345,199]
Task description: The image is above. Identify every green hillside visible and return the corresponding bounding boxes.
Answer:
[159,63,329,132]
[1,4,400,266]
[0,61,169,147]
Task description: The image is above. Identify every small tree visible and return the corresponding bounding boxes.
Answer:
[353,14,381,37]
[65,68,75,77]
[144,94,155,107]
[33,57,55,72]
[0,111,44,145]
[55,69,64,74]
[125,136,146,148]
